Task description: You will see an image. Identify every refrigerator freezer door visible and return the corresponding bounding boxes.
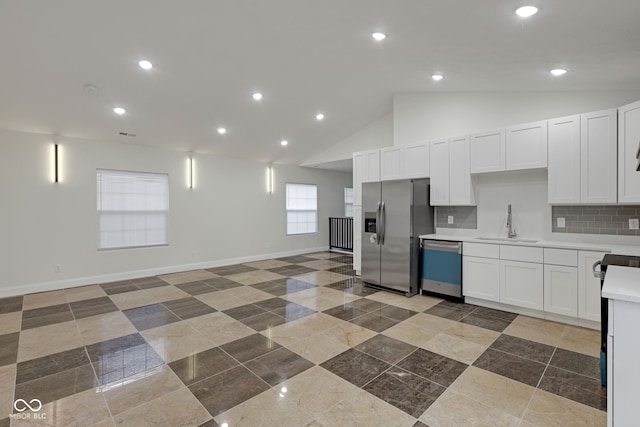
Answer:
[380,180,412,293]
[361,182,382,286]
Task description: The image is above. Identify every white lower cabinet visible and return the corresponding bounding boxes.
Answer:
[463,256,500,302]
[544,264,578,317]
[500,260,544,310]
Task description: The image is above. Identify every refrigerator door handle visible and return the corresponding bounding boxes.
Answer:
[375,202,381,245]
[380,202,386,245]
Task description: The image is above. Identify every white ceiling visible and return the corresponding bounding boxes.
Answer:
[1,0,639,166]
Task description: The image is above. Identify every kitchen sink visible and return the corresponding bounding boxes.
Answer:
[475,237,539,243]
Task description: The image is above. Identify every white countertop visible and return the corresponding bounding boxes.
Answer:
[602,266,640,304]
[418,234,640,256]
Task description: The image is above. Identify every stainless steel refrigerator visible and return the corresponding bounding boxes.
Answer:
[361,178,434,296]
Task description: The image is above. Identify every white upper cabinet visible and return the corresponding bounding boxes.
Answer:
[470,129,506,173]
[618,100,640,203]
[506,120,548,170]
[581,109,617,204]
[429,136,475,206]
[429,139,450,205]
[548,115,581,204]
[353,149,380,205]
[548,110,617,205]
[402,142,430,178]
[365,150,380,182]
[380,146,403,181]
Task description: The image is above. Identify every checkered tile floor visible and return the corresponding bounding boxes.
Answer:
[0,252,606,426]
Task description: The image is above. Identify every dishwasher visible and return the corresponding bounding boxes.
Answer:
[420,239,463,300]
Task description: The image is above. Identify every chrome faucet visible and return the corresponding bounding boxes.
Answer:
[507,204,517,238]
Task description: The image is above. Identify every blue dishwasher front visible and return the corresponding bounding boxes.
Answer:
[421,239,462,299]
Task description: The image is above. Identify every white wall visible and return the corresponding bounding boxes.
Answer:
[0,129,351,297]
[394,91,640,146]
[301,113,393,167]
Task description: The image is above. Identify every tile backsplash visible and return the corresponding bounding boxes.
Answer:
[552,205,640,236]
[435,206,477,229]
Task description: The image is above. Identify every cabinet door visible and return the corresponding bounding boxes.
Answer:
[578,250,606,321]
[403,142,429,178]
[500,260,544,310]
[449,135,475,205]
[380,146,403,181]
[548,115,581,204]
[429,139,450,205]
[618,100,640,203]
[544,264,578,317]
[365,150,380,182]
[353,205,362,273]
[463,256,500,302]
[581,109,617,204]
[506,120,548,170]
[353,152,366,205]
[470,129,506,173]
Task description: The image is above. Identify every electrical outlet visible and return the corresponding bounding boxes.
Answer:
[630,218,639,230]
[557,217,566,228]
[448,215,454,224]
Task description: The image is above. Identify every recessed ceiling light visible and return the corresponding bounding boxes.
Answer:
[252,92,263,101]
[372,32,386,41]
[113,107,126,115]
[280,140,288,146]
[550,68,568,76]
[138,60,153,70]
[217,127,227,134]
[432,74,444,81]
[515,6,538,17]
[316,113,325,121]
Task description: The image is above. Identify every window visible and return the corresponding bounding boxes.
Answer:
[286,183,317,235]
[97,169,169,250]
[344,187,354,217]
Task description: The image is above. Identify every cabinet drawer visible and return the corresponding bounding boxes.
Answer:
[500,245,543,263]
[463,242,499,258]
[544,248,578,267]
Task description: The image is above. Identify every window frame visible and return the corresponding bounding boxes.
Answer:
[344,187,354,218]
[285,182,318,236]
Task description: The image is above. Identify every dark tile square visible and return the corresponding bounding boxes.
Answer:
[85,333,164,384]
[284,278,316,293]
[328,255,353,264]
[174,281,217,296]
[220,333,282,363]
[346,298,386,312]
[326,265,356,275]
[473,306,518,322]
[189,365,269,417]
[163,297,217,320]
[169,347,238,386]
[240,312,286,331]
[412,422,429,427]
[223,304,267,320]
[99,280,140,295]
[354,335,417,364]
[473,348,546,387]
[320,348,390,387]
[16,347,89,384]
[245,347,314,386]
[132,276,170,290]
[323,305,367,321]
[276,255,316,264]
[253,297,289,311]
[0,296,23,314]
[424,305,469,321]
[0,332,19,366]
[349,312,399,333]
[69,296,118,319]
[206,265,257,276]
[490,334,555,364]
[379,305,418,322]
[123,303,181,331]
[539,366,606,411]
[397,349,467,387]
[267,265,316,277]
[14,363,98,405]
[202,277,243,290]
[549,348,600,380]
[250,281,289,296]
[434,300,479,314]
[21,303,73,330]
[332,283,378,296]
[198,421,221,427]
[363,367,445,417]
[460,312,512,332]
[272,304,316,322]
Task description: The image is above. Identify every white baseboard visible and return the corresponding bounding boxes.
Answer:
[0,246,329,298]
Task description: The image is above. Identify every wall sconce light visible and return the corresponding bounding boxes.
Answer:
[266,165,274,194]
[187,155,194,189]
[51,143,60,183]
